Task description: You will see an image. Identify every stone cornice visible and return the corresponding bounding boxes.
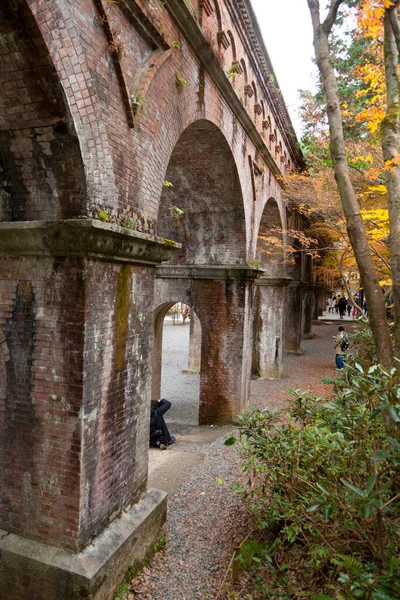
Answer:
[234,0,306,170]
[164,0,286,186]
[156,264,263,281]
[0,220,180,266]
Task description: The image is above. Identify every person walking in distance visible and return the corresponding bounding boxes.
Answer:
[338,295,347,319]
[334,325,349,370]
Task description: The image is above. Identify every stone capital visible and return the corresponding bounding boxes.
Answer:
[256,276,293,287]
[156,264,263,281]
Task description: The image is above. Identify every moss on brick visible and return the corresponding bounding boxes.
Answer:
[115,265,131,371]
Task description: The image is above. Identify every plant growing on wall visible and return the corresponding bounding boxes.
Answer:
[169,205,184,217]
[98,210,109,222]
[163,180,174,188]
[246,259,261,268]
[130,92,145,116]
[226,63,241,78]
[122,218,136,231]
[175,71,187,92]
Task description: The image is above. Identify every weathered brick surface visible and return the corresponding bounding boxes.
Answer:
[0,257,155,552]
[1,0,299,231]
[0,256,84,550]
[154,273,253,424]
[80,261,153,547]
[0,0,318,595]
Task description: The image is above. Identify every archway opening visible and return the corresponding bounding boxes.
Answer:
[155,119,247,426]
[252,199,286,380]
[256,198,285,277]
[0,0,86,221]
[157,119,246,265]
[153,302,201,427]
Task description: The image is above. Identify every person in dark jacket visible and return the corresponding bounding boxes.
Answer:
[150,398,176,449]
[338,295,347,319]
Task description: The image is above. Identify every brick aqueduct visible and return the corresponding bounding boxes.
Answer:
[0,0,327,597]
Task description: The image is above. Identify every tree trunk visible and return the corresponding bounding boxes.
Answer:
[382,7,400,358]
[307,0,393,366]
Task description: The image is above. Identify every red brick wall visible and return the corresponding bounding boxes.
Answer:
[79,261,154,547]
[0,1,87,221]
[0,256,85,551]
[0,0,294,238]
[0,0,312,565]
[0,256,155,551]
[192,278,248,423]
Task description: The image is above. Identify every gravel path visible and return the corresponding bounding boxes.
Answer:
[130,322,340,599]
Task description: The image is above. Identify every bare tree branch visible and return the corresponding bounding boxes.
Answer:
[307,0,321,31]
[323,0,345,34]
[335,252,363,314]
[388,3,400,57]
[370,244,392,272]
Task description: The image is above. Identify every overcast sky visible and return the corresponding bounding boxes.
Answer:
[251,0,318,137]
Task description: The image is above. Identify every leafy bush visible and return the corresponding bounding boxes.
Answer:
[345,318,396,368]
[227,361,400,598]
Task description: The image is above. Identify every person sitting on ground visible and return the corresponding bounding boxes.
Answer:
[334,325,349,370]
[149,398,176,449]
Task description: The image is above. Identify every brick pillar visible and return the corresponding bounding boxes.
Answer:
[252,278,290,379]
[183,311,201,374]
[284,282,303,354]
[316,289,330,318]
[301,287,314,339]
[190,266,258,425]
[155,265,260,424]
[0,221,177,599]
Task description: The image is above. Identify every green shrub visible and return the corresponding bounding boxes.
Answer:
[227,360,400,598]
[345,318,396,368]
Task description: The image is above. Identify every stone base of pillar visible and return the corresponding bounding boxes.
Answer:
[182,367,200,374]
[285,349,304,355]
[253,374,283,381]
[0,489,167,600]
[301,333,314,340]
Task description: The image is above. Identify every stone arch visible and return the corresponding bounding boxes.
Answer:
[213,0,223,30]
[260,100,266,120]
[152,301,175,400]
[0,0,87,221]
[240,59,248,84]
[256,197,285,277]
[131,43,254,236]
[251,81,258,103]
[252,198,287,380]
[154,119,250,424]
[227,30,237,63]
[157,119,247,266]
